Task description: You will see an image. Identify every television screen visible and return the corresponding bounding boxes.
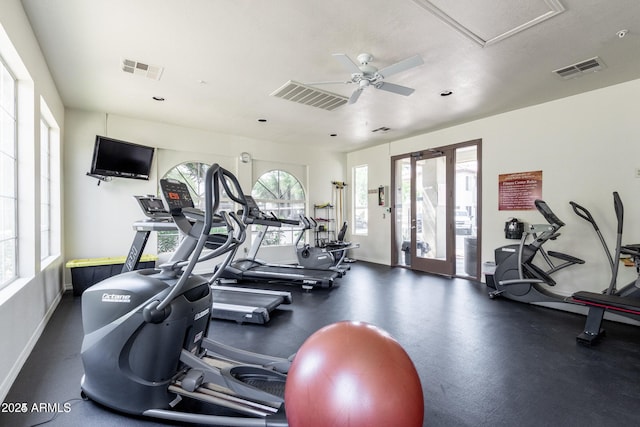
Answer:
[90,135,154,180]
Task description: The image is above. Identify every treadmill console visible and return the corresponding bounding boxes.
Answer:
[242,195,297,227]
[160,179,195,212]
[134,195,171,219]
[244,195,261,218]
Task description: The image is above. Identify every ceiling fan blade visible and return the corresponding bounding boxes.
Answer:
[375,82,415,96]
[332,53,363,74]
[377,54,424,78]
[305,80,352,86]
[348,88,364,104]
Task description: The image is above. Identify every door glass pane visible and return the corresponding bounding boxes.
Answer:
[394,158,411,266]
[416,156,447,260]
[455,146,478,277]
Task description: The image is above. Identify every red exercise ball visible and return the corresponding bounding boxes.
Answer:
[284,321,424,427]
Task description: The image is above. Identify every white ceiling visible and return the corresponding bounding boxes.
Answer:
[20,0,640,152]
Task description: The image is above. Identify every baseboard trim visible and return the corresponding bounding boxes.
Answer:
[0,289,63,402]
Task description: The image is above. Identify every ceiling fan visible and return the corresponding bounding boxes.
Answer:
[310,52,424,104]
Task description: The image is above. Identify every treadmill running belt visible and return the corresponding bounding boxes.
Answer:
[209,289,286,324]
[211,289,284,312]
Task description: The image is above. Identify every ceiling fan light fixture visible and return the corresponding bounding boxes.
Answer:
[329,52,423,104]
[357,53,374,64]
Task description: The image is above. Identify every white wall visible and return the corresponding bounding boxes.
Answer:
[64,110,347,272]
[0,1,65,401]
[347,144,392,265]
[348,78,640,298]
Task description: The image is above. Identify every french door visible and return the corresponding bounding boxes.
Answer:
[392,141,480,278]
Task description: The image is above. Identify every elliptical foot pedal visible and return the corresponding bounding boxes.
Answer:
[230,366,287,399]
[181,369,205,392]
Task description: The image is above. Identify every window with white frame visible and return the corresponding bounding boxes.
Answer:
[0,57,17,287]
[251,170,305,246]
[40,119,51,260]
[353,165,368,235]
[40,101,61,264]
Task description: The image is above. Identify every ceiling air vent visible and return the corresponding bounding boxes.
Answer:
[270,81,348,111]
[553,57,606,79]
[121,58,164,80]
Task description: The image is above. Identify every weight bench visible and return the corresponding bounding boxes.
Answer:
[571,291,640,345]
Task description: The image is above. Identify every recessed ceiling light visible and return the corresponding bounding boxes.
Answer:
[371,126,391,133]
[440,90,453,97]
[152,96,165,101]
[257,118,267,123]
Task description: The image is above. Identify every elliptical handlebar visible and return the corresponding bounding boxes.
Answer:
[228,211,246,243]
[613,191,623,235]
[534,199,565,228]
[188,212,240,265]
[570,200,598,230]
[571,192,623,235]
[154,164,248,314]
[570,192,626,293]
[218,169,248,221]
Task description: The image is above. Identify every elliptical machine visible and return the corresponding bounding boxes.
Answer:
[80,164,292,426]
[570,191,640,298]
[488,199,585,303]
[569,192,640,344]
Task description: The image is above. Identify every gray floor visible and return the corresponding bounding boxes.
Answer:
[2,262,639,427]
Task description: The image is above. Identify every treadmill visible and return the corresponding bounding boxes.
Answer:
[218,196,341,290]
[123,192,292,324]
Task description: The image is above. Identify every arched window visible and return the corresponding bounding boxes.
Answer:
[251,170,305,246]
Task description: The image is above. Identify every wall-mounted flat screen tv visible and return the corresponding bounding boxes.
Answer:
[90,135,155,180]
